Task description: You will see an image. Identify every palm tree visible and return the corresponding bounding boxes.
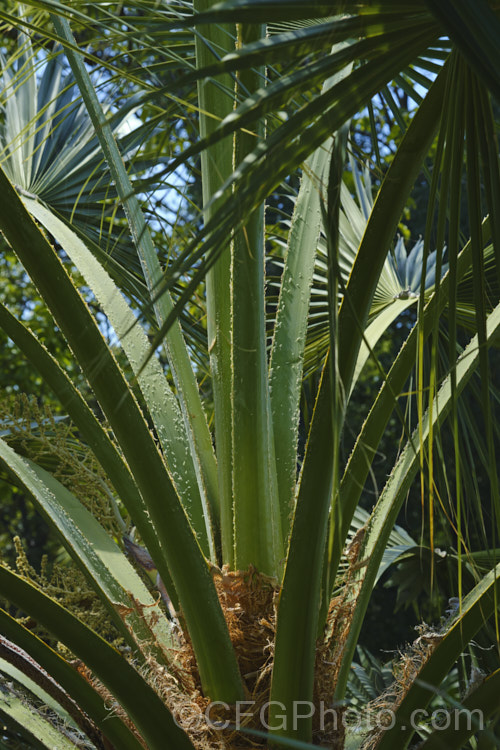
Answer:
[0,1,498,748]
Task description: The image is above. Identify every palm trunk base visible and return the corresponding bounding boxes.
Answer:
[162,566,347,748]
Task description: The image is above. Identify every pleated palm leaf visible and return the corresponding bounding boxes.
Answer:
[283,158,497,377]
[0,2,498,750]
[0,37,141,261]
[0,34,208,359]
[270,160,449,378]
